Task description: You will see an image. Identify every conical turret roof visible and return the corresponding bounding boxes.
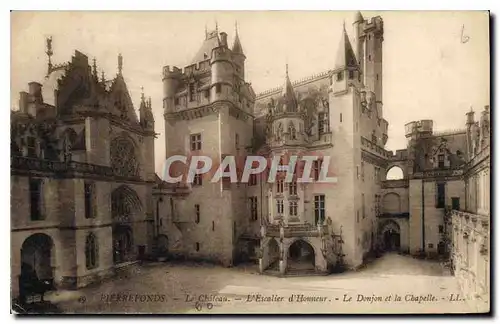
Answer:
[334,24,358,69]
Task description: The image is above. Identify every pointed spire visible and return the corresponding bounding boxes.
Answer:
[141,86,145,102]
[279,63,298,112]
[101,70,105,83]
[232,21,244,55]
[215,19,219,34]
[148,96,152,109]
[118,53,123,75]
[334,24,358,69]
[46,36,53,75]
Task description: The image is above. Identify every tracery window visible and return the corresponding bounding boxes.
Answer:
[111,185,142,223]
[110,136,139,178]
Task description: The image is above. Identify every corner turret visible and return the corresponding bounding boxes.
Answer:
[210,40,234,102]
[162,65,182,114]
[139,87,154,131]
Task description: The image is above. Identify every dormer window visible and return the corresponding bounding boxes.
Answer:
[203,53,208,59]
[336,72,343,82]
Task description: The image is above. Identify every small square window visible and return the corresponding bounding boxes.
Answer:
[336,72,344,82]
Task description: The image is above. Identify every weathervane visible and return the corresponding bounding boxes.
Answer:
[46,36,53,75]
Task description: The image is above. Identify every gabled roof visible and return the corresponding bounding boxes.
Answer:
[191,30,220,64]
[334,25,358,70]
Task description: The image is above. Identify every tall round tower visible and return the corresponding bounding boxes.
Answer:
[210,32,234,103]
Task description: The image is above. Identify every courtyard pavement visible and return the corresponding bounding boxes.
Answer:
[44,253,476,314]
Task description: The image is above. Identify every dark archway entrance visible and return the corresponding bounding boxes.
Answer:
[287,240,315,271]
[113,225,133,264]
[20,234,54,282]
[111,185,142,264]
[379,220,401,252]
[383,229,401,251]
[19,234,55,301]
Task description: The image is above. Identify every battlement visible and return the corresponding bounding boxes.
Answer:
[184,59,211,75]
[256,70,331,99]
[163,65,182,78]
[433,129,466,137]
[388,149,408,161]
[211,46,232,63]
[405,119,433,137]
[363,16,384,32]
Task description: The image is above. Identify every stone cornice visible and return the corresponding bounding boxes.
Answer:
[164,100,254,122]
[361,150,388,168]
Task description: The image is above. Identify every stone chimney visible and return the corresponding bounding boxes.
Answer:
[220,32,228,47]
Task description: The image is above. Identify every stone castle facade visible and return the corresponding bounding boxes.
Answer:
[11,46,156,297]
[11,12,490,305]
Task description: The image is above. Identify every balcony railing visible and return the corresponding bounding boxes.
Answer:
[11,156,141,181]
[412,168,463,179]
[265,223,327,238]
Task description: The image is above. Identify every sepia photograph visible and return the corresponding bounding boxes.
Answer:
[9,10,491,315]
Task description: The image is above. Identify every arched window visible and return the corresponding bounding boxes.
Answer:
[386,166,404,180]
[110,135,139,177]
[85,233,99,270]
[111,185,142,223]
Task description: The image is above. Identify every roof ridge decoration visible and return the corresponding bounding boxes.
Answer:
[255,70,331,98]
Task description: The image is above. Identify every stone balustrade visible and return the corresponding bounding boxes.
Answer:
[450,209,490,312]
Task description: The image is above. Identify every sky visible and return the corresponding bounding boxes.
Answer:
[10,11,490,173]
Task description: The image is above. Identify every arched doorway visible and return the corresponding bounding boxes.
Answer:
[266,239,280,270]
[113,225,133,264]
[111,185,142,264]
[287,240,315,271]
[20,234,54,291]
[379,220,401,252]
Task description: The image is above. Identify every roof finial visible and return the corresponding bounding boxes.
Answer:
[141,86,145,102]
[148,96,152,109]
[118,53,123,75]
[205,23,208,39]
[101,70,105,83]
[215,19,219,33]
[235,21,239,35]
[343,20,346,31]
[46,36,53,75]
[92,58,97,76]
[286,63,289,77]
